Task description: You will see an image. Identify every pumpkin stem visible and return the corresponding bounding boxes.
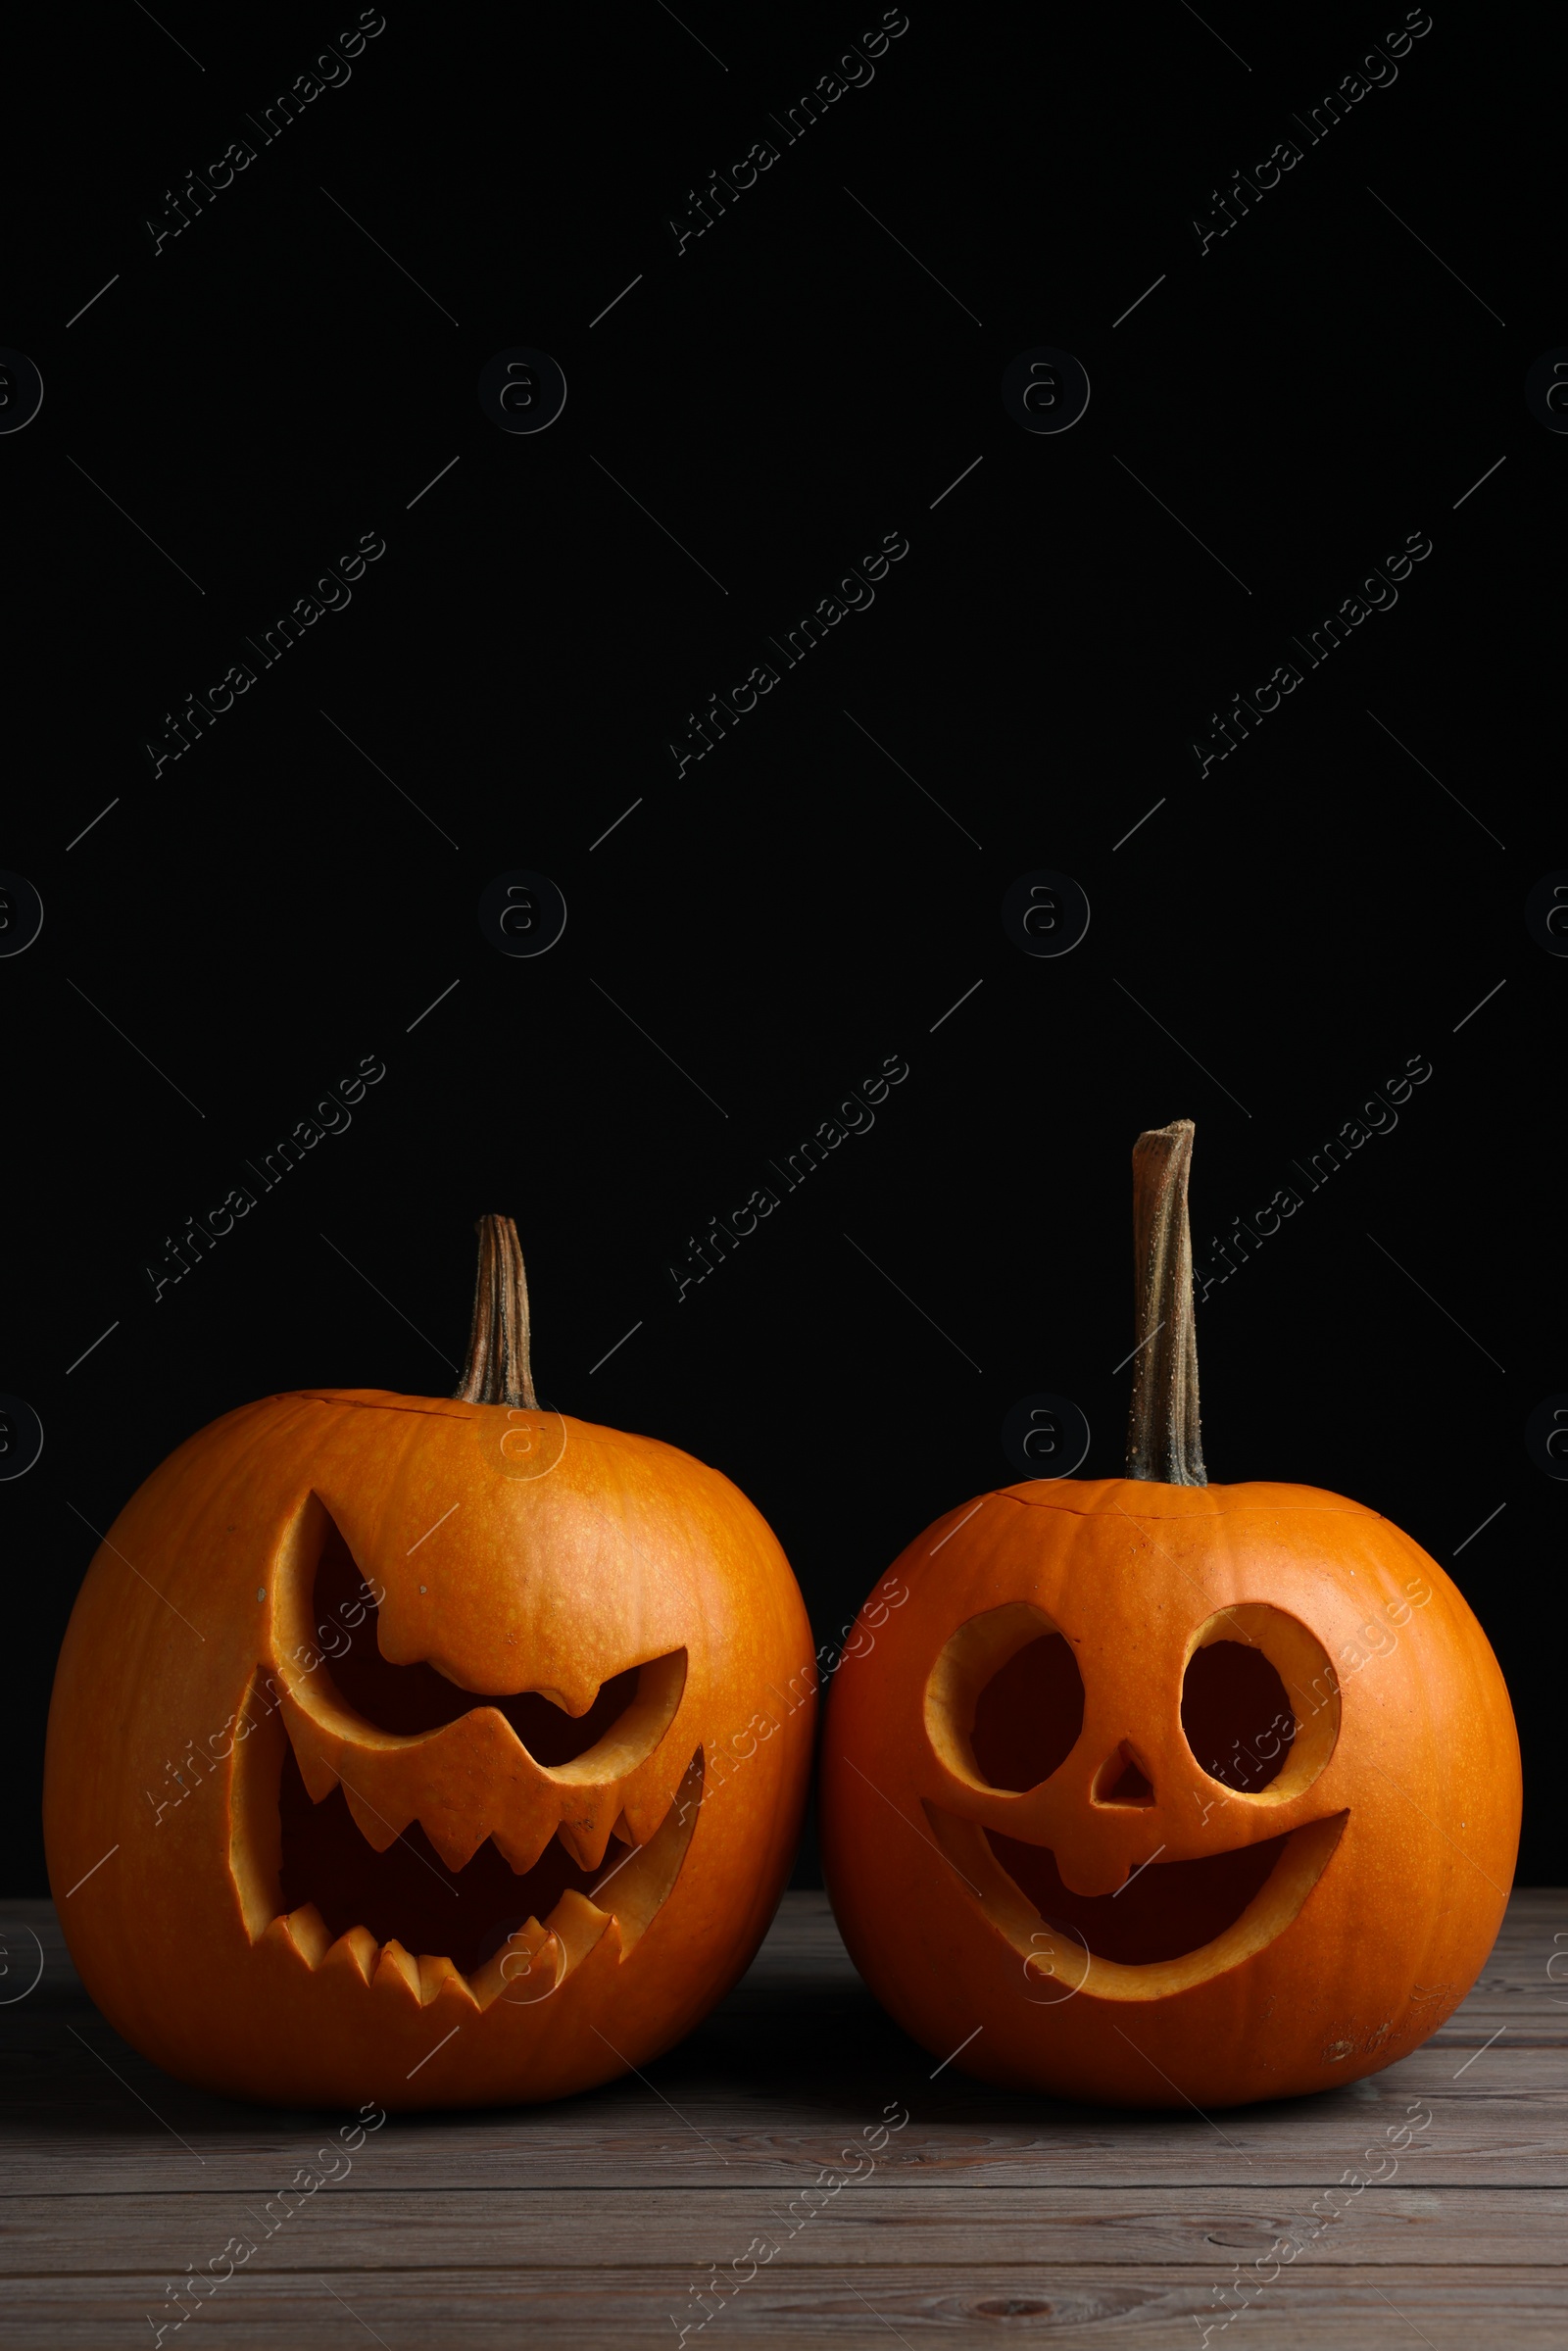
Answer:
[453,1215,538,1409]
[1124,1119,1207,1486]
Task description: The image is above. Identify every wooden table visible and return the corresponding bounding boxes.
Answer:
[3,1890,1564,2346]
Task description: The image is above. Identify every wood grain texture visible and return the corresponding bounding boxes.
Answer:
[2,1890,1565,2346]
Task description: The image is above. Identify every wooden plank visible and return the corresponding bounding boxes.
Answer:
[5,2266,1566,2349]
[3,2186,1567,2274]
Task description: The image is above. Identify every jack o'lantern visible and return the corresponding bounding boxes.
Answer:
[45,1217,815,2109]
[820,1121,1520,2106]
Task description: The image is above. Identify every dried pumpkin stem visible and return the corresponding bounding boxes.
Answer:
[453,1214,538,1409]
[1124,1118,1206,1486]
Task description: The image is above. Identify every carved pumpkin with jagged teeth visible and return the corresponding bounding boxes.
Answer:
[45,1217,815,2108]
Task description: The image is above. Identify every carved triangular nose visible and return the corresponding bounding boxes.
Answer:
[1092,1741,1155,1806]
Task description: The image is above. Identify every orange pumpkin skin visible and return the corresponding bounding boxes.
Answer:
[45,1389,815,2109]
[821,1477,1520,2109]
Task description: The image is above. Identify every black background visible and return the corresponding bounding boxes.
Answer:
[5,1,1559,1894]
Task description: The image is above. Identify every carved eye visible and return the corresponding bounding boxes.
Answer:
[1182,1603,1340,1798]
[307,1508,679,1763]
[925,1603,1086,1793]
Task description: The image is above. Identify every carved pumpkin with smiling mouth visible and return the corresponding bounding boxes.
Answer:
[44,1218,815,2109]
[821,1122,1520,2107]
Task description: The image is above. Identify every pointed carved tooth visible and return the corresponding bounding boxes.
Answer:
[475,1923,568,2011]
[611,1810,638,1847]
[320,1926,379,1984]
[555,1806,618,1872]
[420,1812,489,1875]
[416,1952,470,2007]
[371,1938,420,2001]
[281,1706,343,1805]
[491,1817,559,1875]
[341,1780,410,1853]
[282,1904,332,1968]
[543,1887,613,1974]
[619,1768,688,1849]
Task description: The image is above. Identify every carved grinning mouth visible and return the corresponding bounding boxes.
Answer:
[232,1512,703,2006]
[925,1804,1348,1994]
